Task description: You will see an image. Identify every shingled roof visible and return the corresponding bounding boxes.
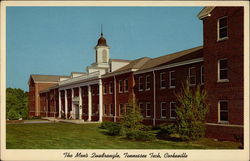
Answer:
[30,74,70,83]
[138,46,203,71]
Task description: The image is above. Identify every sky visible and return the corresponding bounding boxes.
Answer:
[6,6,203,92]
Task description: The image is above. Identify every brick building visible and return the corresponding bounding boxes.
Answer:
[28,7,244,141]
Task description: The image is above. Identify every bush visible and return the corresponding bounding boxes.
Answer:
[7,109,21,120]
[100,121,113,129]
[159,123,176,136]
[125,129,156,141]
[105,122,122,136]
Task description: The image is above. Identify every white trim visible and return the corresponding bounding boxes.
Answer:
[119,103,123,116]
[217,16,229,41]
[114,76,117,122]
[134,58,204,75]
[160,102,167,118]
[119,80,123,93]
[109,104,113,116]
[109,81,113,94]
[205,123,243,128]
[218,58,229,82]
[145,75,150,90]
[34,81,59,84]
[169,71,176,88]
[188,67,196,86]
[146,102,151,118]
[200,65,204,85]
[218,100,229,123]
[124,79,129,92]
[160,72,166,89]
[170,102,176,119]
[138,76,143,91]
[59,79,99,91]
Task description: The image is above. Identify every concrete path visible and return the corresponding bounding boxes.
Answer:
[42,117,99,124]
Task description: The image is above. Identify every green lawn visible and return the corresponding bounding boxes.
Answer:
[6,122,240,149]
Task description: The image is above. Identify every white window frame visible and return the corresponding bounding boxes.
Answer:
[169,71,176,88]
[218,100,229,123]
[139,102,144,117]
[170,102,176,119]
[201,66,204,85]
[119,80,123,93]
[145,75,151,90]
[161,102,167,118]
[119,103,124,116]
[110,104,113,116]
[124,79,129,92]
[109,81,113,94]
[217,16,228,41]
[146,102,151,118]
[138,76,143,91]
[103,104,107,115]
[103,83,107,95]
[218,58,229,82]
[189,67,196,86]
[160,72,166,89]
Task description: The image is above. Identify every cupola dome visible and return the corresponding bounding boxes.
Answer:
[97,33,108,46]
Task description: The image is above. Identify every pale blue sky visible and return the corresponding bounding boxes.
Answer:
[7,6,203,91]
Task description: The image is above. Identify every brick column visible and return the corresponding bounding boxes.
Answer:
[88,85,92,121]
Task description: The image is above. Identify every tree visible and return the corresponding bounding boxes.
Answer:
[6,88,28,120]
[174,80,209,141]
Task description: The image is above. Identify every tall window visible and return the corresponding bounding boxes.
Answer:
[119,80,123,93]
[189,67,196,86]
[169,71,176,88]
[161,102,167,118]
[218,17,228,40]
[201,66,204,85]
[170,102,176,119]
[219,100,229,122]
[138,76,143,91]
[160,72,166,89]
[103,83,107,94]
[110,104,114,116]
[146,75,150,90]
[139,102,144,117]
[104,104,107,115]
[119,104,124,116]
[146,102,151,117]
[109,81,113,94]
[218,59,228,81]
[124,79,129,92]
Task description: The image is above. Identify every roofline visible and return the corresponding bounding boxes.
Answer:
[134,57,204,75]
[197,7,215,20]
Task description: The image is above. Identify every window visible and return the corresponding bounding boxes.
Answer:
[124,79,129,92]
[119,104,124,116]
[160,72,166,89]
[201,66,204,85]
[110,104,114,116]
[102,49,108,62]
[146,102,151,117]
[119,80,123,93]
[146,75,150,90]
[104,104,107,115]
[139,102,144,117]
[189,67,196,86]
[170,102,176,119]
[218,59,229,81]
[218,17,228,40]
[138,76,143,91]
[219,100,229,122]
[109,81,113,94]
[161,102,167,118]
[103,83,107,94]
[169,71,176,88]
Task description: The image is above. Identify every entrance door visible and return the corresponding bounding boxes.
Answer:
[74,104,79,119]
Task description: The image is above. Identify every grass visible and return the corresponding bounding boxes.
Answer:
[6,122,241,149]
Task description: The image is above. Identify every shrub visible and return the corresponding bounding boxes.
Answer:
[100,121,113,129]
[125,129,156,141]
[105,122,122,136]
[174,80,209,141]
[159,123,176,136]
[7,109,21,120]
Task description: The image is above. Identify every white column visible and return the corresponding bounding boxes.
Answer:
[88,85,92,121]
[65,89,68,119]
[59,90,62,118]
[99,80,103,122]
[79,87,83,120]
[114,76,117,122]
[71,88,74,119]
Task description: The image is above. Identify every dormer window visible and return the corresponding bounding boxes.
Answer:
[218,17,228,41]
